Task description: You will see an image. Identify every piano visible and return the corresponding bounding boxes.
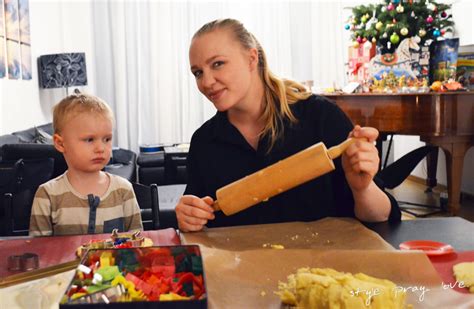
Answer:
[324,92,474,215]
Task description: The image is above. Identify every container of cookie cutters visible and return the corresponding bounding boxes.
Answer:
[60,245,207,308]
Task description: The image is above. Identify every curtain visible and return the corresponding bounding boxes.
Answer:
[92,1,351,152]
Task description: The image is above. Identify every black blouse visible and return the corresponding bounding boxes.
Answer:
[184,95,401,227]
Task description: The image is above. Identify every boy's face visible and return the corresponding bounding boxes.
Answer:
[54,112,113,174]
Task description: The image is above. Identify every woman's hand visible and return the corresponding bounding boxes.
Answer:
[175,195,215,232]
[341,125,380,192]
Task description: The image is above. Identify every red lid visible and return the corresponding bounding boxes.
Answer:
[399,240,454,256]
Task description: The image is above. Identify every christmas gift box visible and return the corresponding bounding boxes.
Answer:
[61,246,207,308]
[347,41,376,82]
[456,52,474,90]
[429,38,460,82]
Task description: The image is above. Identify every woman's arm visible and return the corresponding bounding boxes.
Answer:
[342,126,391,222]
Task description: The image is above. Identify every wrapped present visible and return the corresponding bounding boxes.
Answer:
[347,41,376,82]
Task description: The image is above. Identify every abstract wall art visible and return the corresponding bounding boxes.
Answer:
[1,0,31,80]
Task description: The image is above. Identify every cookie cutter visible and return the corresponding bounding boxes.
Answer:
[7,253,39,271]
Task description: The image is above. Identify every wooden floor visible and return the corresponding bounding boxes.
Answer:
[388,177,474,222]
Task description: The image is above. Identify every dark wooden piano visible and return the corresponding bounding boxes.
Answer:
[324,92,474,215]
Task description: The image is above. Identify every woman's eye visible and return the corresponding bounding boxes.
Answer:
[213,61,224,68]
[193,70,202,78]
[85,138,94,143]
[105,137,112,143]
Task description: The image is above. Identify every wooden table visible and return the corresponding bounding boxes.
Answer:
[0,228,180,287]
[324,92,474,215]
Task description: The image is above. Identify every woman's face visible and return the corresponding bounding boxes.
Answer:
[189,29,258,112]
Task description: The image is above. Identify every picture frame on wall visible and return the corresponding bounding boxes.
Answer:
[4,0,21,79]
[0,0,6,78]
[19,0,31,79]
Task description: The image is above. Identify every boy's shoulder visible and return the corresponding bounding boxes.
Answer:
[107,173,133,191]
[37,173,69,194]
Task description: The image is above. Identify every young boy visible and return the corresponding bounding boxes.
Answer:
[29,93,143,236]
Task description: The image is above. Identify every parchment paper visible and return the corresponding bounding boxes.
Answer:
[200,248,473,309]
[181,217,395,251]
[181,218,473,308]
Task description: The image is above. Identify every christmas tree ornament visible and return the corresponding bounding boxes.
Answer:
[345,24,350,30]
[426,15,434,24]
[381,6,387,13]
[353,41,360,48]
[393,18,397,23]
[361,15,368,23]
[396,4,404,13]
[411,11,416,18]
[387,3,395,11]
[362,37,367,42]
[427,3,437,11]
[390,33,400,44]
[400,28,409,36]
[375,21,383,30]
[441,29,446,35]
[357,36,363,43]
[433,29,441,37]
[383,32,388,38]
[393,0,400,3]
[372,37,377,43]
[419,29,427,37]
[387,41,391,50]
[441,11,447,18]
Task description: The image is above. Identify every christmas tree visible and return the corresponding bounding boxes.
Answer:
[347,0,454,53]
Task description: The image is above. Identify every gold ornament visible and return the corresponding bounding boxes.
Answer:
[396,4,404,13]
[400,28,409,36]
[419,29,427,37]
[375,21,383,30]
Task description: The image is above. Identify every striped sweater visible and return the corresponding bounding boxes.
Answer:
[29,172,143,236]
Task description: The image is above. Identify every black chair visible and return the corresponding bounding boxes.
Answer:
[376,140,442,217]
[132,182,160,230]
[0,158,55,236]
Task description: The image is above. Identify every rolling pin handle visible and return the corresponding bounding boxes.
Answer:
[327,137,366,159]
[213,201,221,211]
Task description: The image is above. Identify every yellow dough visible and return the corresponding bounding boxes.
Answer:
[453,262,474,293]
[277,268,409,309]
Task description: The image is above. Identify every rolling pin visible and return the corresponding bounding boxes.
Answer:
[213,138,361,215]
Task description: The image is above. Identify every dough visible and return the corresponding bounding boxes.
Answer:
[453,262,474,293]
[277,268,409,309]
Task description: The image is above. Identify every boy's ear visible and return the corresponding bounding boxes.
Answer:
[53,133,65,153]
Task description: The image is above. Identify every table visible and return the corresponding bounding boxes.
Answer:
[0,228,180,287]
[364,217,474,251]
[324,92,474,215]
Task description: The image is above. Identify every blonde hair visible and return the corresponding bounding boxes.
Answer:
[53,92,114,134]
[193,18,312,151]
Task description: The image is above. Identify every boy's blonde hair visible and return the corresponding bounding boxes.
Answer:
[53,93,114,134]
[193,18,312,152]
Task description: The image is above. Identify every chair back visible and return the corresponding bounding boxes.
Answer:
[0,158,54,236]
[132,182,160,230]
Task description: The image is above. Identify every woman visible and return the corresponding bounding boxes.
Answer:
[176,19,400,232]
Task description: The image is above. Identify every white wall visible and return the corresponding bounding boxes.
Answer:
[395,0,474,195]
[0,0,95,135]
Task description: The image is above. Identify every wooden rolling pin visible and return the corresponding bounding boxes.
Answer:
[213,138,361,215]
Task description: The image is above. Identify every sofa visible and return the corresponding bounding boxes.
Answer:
[0,123,138,235]
[0,123,137,181]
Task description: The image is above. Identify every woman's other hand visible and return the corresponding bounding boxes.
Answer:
[342,125,380,192]
[175,195,215,232]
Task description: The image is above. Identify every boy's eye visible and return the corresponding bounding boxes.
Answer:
[84,138,94,143]
[104,137,112,143]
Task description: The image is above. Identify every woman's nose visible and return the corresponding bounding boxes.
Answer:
[201,72,216,89]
